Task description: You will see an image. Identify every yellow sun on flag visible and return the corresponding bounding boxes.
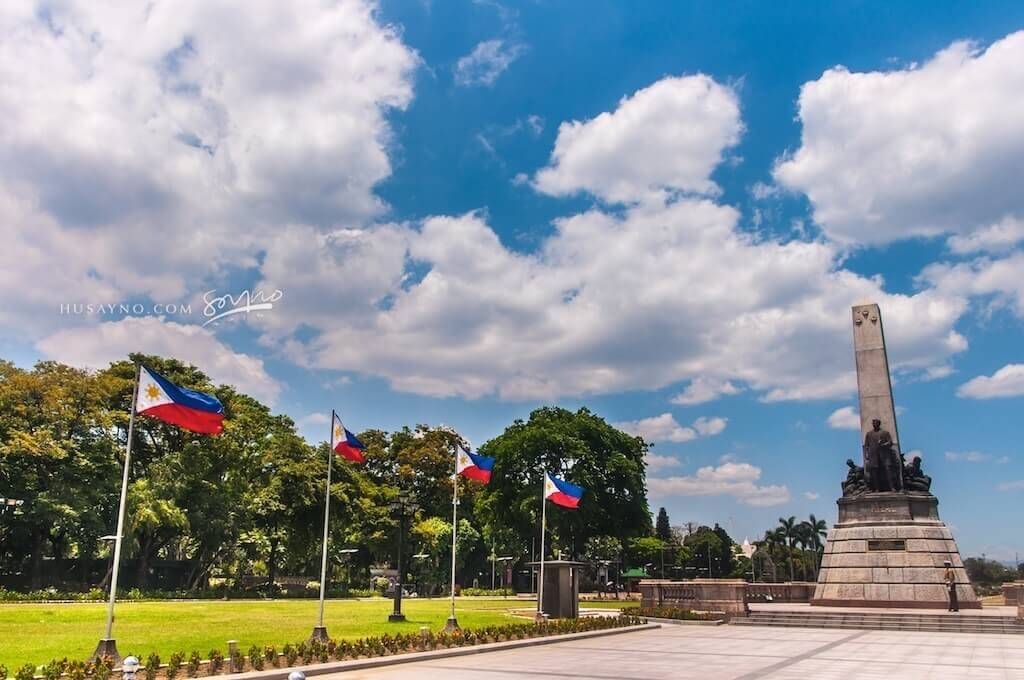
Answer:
[145,384,160,400]
[333,424,343,441]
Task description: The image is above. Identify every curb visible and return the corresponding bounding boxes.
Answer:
[228,624,660,679]
[642,616,724,626]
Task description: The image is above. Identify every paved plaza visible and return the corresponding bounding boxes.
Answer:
[321,623,1024,679]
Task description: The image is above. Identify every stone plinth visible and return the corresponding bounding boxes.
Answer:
[746,582,816,603]
[812,493,980,609]
[1003,581,1024,606]
[640,579,748,618]
[528,560,584,619]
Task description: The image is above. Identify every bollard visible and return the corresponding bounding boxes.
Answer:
[288,672,306,680]
[227,641,238,672]
[121,657,140,680]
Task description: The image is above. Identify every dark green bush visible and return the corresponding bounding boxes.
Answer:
[15,664,35,680]
[186,652,201,678]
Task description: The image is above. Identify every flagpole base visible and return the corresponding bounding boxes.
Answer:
[388,613,407,623]
[309,626,329,642]
[444,616,460,633]
[93,639,121,665]
[534,612,549,623]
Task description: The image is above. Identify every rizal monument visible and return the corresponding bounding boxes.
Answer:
[811,303,979,609]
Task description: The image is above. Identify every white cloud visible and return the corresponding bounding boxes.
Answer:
[670,377,741,405]
[454,39,525,87]
[693,416,727,437]
[648,462,791,507]
[0,0,417,337]
[957,364,1024,399]
[297,412,330,428]
[923,253,1024,318]
[947,216,1024,254]
[804,491,820,500]
[533,75,743,203]
[997,480,1024,492]
[775,31,1024,246]
[945,451,1010,464]
[35,317,281,404]
[645,453,684,472]
[826,405,860,430]
[615,413,695,443]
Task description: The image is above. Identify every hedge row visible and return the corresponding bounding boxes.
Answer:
[634,606,719,621]
[11,615,646,679]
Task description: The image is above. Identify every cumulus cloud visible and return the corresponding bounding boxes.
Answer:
[775,31,1024,246]
[645,453,685,472]
[804,491,820,500]
[922,253,1024,318]
[670,377,742,405]
[533,75,743,203]
[947,216,1024,255]
[997,480,1024,492]
[614,413,726,443]
[648,462,791,507]
[454,39,525,86]
[36,317,281,404]
[0,0,417,337]
[826,406,860,430]
[957,364,1024,399]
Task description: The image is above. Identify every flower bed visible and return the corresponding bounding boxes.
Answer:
[16,615,646,679]
[634,606,720,621]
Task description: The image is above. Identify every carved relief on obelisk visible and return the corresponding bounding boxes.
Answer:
[852,303,900,457]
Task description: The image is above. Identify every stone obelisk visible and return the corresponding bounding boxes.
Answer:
[852,303,900,456]
[811,303,979,609]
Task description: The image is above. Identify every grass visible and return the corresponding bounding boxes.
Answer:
[1,597,636,669]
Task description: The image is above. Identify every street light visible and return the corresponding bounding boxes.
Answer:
[387,490,419,623]
[337,548,358,596]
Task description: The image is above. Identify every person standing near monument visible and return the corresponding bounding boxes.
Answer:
[944,561,959,612]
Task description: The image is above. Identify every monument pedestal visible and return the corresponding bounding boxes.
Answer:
[812,492,979,609]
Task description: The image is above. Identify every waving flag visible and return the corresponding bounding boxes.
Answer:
[544,473,584,509]
[456,445,495,484]
[331,412,366,463]
[136,366,224,434]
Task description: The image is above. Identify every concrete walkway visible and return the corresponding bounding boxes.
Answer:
[318,622,1024,679]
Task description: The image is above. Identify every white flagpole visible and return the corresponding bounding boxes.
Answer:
[314,410,335,639]
[445,448,460,632]
[537,472,548,620]
[100,363,140,655]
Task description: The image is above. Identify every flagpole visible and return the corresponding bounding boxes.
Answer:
[445,448,460,632]
[95,362,141,662]
[537,472,547,621]
[312,410,335,642]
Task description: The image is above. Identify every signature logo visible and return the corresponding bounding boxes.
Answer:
[202,289,283,326]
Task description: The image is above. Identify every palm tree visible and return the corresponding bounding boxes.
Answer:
[805,514,828,579]
[778,516,798,581]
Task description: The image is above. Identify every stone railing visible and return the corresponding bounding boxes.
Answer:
[745,582,816,603]
[639,579,748,617]
[1003,581,1024,606]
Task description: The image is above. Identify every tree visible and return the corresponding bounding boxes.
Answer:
[777,516,798,581]
[801,515,828,579]
[683,527,723,577]
[655,508,672,543]
[628,536,666,575]
[476,407,650,560]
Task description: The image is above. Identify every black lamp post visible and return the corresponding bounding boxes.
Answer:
[387,489,418,623]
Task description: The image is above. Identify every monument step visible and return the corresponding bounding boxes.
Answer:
[734,611,1023,634]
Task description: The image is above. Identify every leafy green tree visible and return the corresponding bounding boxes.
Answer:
[683,527,723,577]
[627,536,666,575]
[777,516,798,581]
[476,407,650,560]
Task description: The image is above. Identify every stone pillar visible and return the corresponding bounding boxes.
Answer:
[852,303,900,455]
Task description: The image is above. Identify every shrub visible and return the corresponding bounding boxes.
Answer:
[206,650,223,676]
[144,653,160,680]
[229,649,244,674]
[262,646,277,668]
[0,664,7,680]
[15,665,35,680]
[94,657,113,680]
[635,606,716,621]
[166,652,184,680]
[186,652,201,678]
[66,661,86,680]
[40,660,63,680]
[247,646,263,672]
[282,644,298,667]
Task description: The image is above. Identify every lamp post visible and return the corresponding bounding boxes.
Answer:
[337,548,358,596]
[387,490,418,623]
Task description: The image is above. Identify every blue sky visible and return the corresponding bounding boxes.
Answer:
[3,1,1024,561]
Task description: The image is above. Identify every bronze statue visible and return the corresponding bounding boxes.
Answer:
[903,454,932,493]
[841,458,867,497]
[863,418,902,492]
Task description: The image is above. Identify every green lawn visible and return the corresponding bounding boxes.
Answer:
[1,597,635,669]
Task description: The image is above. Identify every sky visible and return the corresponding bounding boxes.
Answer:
[2,0,1024,562]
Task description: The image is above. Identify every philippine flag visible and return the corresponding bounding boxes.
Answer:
[136,366,225,435]
[331,412,366,463]
[544,473,584,509]
[456,445,495,484]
